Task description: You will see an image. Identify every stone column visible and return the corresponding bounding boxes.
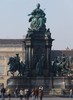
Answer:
[45,36,54,76]
[28,46,31,68]
[31,48,33,67]
[45,43,49,76]
[24,37,33,74]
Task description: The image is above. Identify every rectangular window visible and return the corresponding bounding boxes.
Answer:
[0,64,4,75]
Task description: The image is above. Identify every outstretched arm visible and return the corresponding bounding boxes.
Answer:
[28,14,31,16]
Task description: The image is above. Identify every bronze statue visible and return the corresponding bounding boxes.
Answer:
[14,54,20,63]
[36,55,45,76]
[7,54,26,76]
[28,3,46,31]
[52,55,71,76]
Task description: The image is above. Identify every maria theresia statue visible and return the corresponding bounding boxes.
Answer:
[28,3,46,31]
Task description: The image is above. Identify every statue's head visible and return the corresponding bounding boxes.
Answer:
[16,54,19,56]
[36,3,40,9]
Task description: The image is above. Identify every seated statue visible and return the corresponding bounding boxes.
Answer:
[28,3,46,31]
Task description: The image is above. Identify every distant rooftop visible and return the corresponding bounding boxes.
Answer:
[0,39,24,47]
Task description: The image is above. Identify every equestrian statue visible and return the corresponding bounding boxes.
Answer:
[7,54,26,76]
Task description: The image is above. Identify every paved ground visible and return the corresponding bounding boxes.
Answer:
[0,97,73,100]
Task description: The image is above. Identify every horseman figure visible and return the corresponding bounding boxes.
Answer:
[52,55,71,76]
[7,54,26,76]
[14,54,20,64]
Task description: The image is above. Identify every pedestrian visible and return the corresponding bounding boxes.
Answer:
[26,88,30,100]
[34,87,39,100]
[1,86,6,100]
[70,89,73,98]
[6,88,11,100]
[19,88,24,100]
[39,86,43,100]
[24,88,28,100]
[14,87,19,97]
[31,88,35,100]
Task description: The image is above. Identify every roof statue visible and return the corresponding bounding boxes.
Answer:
[28,3,46,31]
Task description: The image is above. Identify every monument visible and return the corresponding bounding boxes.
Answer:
[24,3,54,77]
[6,3,73,96]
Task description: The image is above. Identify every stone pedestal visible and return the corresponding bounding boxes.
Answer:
[6,76,72,96]
[23,30,54,77]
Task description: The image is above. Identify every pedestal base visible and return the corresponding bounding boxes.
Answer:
[6,76,72,96]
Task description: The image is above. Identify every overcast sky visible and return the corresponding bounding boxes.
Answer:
[0,0,73,50]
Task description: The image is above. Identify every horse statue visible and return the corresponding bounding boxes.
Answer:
[52,56,71,76]
[7,57,26,76]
